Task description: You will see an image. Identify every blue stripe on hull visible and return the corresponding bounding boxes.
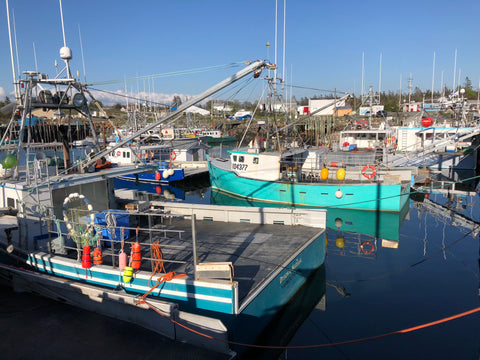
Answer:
[209,160,409,212]
[27,255,236,314]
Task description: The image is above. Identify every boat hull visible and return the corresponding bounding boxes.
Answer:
[120,168,184,183]
[208,158,410,212]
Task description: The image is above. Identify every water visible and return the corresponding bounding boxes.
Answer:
[3,178,480,359]
[178,184,480,359]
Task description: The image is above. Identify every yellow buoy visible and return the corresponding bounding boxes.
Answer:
[335,236,345,249]
[336,168,346,181]
[123,266,134,283]
[320,168,329,180]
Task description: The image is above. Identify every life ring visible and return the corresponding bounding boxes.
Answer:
[360,241,375,254]
[362,165,376,179]
[63,193,95,241]
[170,151,177,161]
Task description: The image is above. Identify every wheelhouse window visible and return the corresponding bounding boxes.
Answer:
[239,156,244,163]
[233,155,237,161]
[253,157,259,164]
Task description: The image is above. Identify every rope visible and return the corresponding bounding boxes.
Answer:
[139,301,480,350]
[148,241,166,287]
[136,271,186,305]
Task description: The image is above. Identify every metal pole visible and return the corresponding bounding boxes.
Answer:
[191,214,198,279]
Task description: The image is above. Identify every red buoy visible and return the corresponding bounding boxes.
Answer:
[82,245,92,268]
[155,172,161,181]
[421,117,433,127]
[156,185,162,194]
[131,242,141,270]
[93,247,103,265]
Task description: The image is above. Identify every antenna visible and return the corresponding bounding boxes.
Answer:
[282,0,286,92]
[274,0,278,90]
[361,52,364,100]
[33,42,38,73]
[452,49,457,95]
[78,24,86,82]
[6,0,20,102]
[12,8,20,79]
[378,53,382,101]
[58,0,73,79]
[59,0,67,47]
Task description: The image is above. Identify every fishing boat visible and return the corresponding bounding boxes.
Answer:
[1,4,322,353]
[208,144,411,212]
[337,114,480,171]
[107,136,209,183]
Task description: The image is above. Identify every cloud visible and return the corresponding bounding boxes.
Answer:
[0,87,6,101]
[89,89,190,107]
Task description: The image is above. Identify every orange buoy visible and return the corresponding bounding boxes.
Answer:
[320,168,329,180]
[131,242,141,270]
[93,247,103,265]
[82,245,92,269]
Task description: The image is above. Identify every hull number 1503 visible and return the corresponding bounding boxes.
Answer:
[232,163,248,171]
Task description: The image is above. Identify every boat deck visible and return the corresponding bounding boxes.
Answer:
[99,213,323,304]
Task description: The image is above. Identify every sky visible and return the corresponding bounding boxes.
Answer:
[1,0,479,105]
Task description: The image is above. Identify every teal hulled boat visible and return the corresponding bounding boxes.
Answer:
[208,148,411,212]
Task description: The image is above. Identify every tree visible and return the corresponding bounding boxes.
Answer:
[172,95,182,108]
[464,77,472,90]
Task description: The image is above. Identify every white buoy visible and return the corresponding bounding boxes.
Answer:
[335,189,343,199]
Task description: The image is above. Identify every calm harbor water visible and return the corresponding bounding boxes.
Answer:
[116,177,480,359]
[2,177,479,359]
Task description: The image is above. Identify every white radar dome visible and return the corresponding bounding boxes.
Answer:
[60,46,72,60]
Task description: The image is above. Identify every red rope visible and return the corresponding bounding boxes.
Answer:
[138,301,480,350]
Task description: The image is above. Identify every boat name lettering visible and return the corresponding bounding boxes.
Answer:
[232,163,248,171]
[291,258,302,270]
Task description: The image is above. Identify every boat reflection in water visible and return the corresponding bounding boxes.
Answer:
[211,189,410,241]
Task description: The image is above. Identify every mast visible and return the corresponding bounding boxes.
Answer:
[431,52,435,105]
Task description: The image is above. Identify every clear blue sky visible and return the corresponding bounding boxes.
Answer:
[1,0,479,105]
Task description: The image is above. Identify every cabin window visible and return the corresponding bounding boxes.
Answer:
[239,156,244,163]
[253,157,259,164]
[7,198,15,208]
[233,155,237,161]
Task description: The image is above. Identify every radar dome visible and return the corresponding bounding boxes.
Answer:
[60,46,72,60]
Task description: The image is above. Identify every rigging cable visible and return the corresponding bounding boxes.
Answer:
[87,62,246,86]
